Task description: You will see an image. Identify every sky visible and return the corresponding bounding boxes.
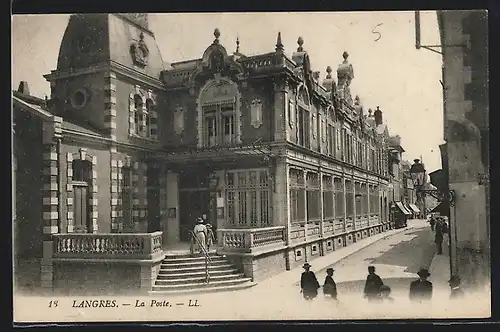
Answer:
[12,11,444,172]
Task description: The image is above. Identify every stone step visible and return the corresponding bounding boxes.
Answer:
[160,260,229,268]
[162,256,226,264]
[158,264,235,274]
[151,278,254,292]
[155,273,246,285]
[163,252,219,259]
[149,281,257,295]
[156,268,239,280]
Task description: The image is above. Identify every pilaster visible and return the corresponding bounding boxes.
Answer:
[104,72,117,141]
[273,79,287,142]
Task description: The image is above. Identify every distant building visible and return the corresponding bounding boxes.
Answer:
[437,10,489,289]
[13,13,405,292]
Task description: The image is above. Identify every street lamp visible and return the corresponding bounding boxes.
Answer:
[410,159,456,214]
[409,159,426,188]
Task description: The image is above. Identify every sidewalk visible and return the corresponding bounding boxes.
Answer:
[428,235,451,290]
[254,219,429,292]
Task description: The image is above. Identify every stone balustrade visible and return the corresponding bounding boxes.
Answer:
[217,226,286,253]
[52,232,164,260]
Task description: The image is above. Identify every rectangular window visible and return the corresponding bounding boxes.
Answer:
[345,180,353,217]
[322,175,334,219]
[121,166,133,231]
[225,169,271,228]
[306,173,320,221]
[289,169,306,224]
[203,103,236,147]
[334,178,344,218]
[355,182,362,216]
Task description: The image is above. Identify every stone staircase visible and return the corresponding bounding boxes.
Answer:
[151,252,256,294]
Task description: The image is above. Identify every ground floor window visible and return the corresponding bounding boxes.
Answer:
[225,169,271,228]
[334,177,344,218]
[306,172,320,222]
[345,180,353,217]
[289,168,305,225]
[322,175,334,219]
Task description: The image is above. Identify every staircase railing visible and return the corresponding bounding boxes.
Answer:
[189,230,213,284]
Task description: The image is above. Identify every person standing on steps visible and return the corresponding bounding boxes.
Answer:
[205,223,216,251]
[448,275,465,300]
[363,266,384,302]
[192,217,208,255]
[409,268,433,302]
[300,262,320,301]
[323,268,338,300]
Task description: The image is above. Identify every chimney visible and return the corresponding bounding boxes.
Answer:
[374,106,383,126]
[17,81,30,95]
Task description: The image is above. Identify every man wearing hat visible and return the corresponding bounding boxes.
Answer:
[409,268,433,302]
[323,268,338,300]
[448,275,464,300]
[364,266,384,301]
[300,262,320,300]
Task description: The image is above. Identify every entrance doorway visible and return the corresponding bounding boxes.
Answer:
[179,190,215,242]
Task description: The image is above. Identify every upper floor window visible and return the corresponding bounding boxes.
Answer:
[198,79,239,148]
[129,91,157,140]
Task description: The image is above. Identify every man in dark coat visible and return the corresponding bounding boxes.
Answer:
[429,216,436,231]
[434,218,444,255]
[300,262,320,300]
[448,275,465,300]
[364,266,384,301]
[409,268,433,302]
[323,268,338,300]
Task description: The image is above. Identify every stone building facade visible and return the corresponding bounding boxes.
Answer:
[13,13,404,291]
[437,10,490,289]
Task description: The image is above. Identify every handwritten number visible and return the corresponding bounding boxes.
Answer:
[48,300,58,308]
[372,23,383,42]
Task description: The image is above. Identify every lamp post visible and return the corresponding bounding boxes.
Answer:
[409,159,427,219]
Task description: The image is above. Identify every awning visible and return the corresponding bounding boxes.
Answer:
[395,202,412,215]
[409,204,421,214]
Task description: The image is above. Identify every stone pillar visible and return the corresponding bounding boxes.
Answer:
[352,180,357,230]
[41,116,62,291]
[342,177,347,233]
[303,170,308,241]
[166,171,180,245]
[159,165,168,246]
[285,163,291,246]
[110,146,120,233]
[132,161,140,231]
[272,158,287,227]
[273,78,287,142]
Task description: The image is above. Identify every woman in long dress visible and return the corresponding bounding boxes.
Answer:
[192,217,208,253]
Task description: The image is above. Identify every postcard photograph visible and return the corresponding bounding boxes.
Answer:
[11,11,490,323]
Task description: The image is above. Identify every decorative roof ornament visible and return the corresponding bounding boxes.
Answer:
[213,28,221,44]
[236,35,240,53]
[297,36,304,52]
[326,66,332,79]
[275,32,284,52]
[337,51,354,87]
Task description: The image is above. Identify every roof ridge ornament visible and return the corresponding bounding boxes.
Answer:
[236,34,240,53]
[214,28,221,44]
[297,36,304,52]
[275,32,284,52]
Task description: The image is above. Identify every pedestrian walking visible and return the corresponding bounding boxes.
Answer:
[448,275,465,300]
[363,266,384,301]
[323,268,338,300]
[300,263,320,301]
[378,285,395,303]
[429,216,436,231]
[435,219,444,255]
[409,268,433,302]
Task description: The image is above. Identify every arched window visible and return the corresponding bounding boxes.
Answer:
[297,85,311,148]
[129,91,157,139]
